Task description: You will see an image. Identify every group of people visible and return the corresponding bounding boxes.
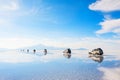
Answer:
[21,49,47,55]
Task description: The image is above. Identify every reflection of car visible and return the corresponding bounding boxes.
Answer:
[89,55,104,63]
[63,53,71,59]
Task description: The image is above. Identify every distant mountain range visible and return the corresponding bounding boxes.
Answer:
[18,44,88,51]
[19,44,65,50]
[75,48,88,50]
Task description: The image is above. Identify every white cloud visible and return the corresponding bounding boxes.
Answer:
[0,19,6,25]
[0,0,21,29]
[0,0,39,17]
[39,37,120,53]
[0,38,40,49]
[0,18,14,28]
[96,18,120,34]
[0,0,19,11]
[89,0,120,12]
[0,37,120,53]
[89,0,120,35]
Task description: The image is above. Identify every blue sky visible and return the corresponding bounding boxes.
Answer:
[0,0,120,52]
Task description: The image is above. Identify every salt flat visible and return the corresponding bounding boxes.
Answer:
[0,50,120,80]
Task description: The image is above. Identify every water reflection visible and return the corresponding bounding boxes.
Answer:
[0,50,120,80]
[44,49,47,55]
[89,55,104,63]
[33,49,36,53]
[63,53,71,59]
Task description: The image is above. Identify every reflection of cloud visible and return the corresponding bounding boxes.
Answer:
[39,50,63,62]
[102,51,120,61]
[0,50,120,64]
[38,50,91,63]
[0,51,39,63]
[98,67,120,80]
[39,50,120,63]
[0,50,63,63]
[89,0,120,12]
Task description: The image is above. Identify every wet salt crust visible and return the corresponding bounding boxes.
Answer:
[0,50,120,80]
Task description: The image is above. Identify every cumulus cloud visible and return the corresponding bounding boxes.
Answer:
[89,0,120,35]
[96,18,120,34]
[89,0,120,12]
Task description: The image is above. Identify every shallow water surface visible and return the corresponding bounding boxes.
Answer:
[0,50,120,80]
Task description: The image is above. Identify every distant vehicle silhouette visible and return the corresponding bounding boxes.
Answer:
[89,48,103,55]
[21,49,24,52]
[63,48,71,54]
[63,48,71,59]
[27,49,29,52]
